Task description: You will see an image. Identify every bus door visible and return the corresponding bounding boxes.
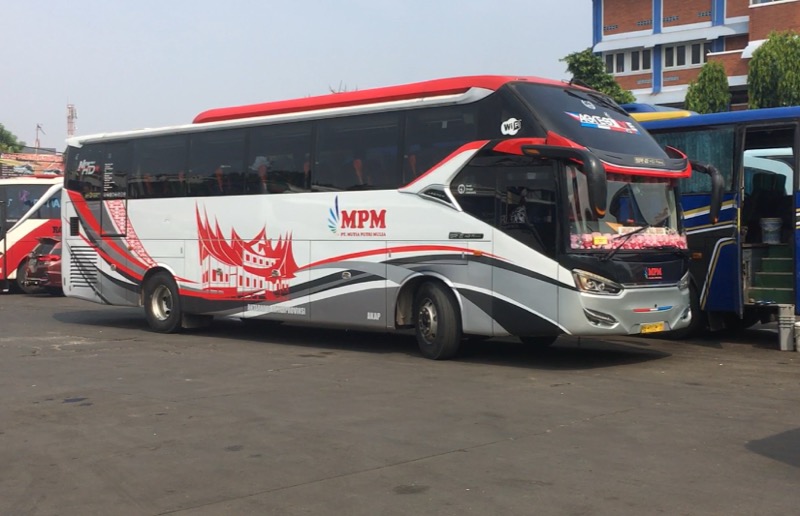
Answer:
[450,155,561,336]
[740,125,797,312]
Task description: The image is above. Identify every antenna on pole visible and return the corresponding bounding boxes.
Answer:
[67,104,78,137]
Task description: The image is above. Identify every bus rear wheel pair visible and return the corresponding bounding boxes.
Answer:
[142,271,468,361]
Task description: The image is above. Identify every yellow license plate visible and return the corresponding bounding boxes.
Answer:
[640,322,665,334]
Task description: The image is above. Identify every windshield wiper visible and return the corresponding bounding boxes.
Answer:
[600,224,651,262]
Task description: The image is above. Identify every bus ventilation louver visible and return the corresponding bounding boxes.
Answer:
[69,246,99,288]
[69,217,80,237]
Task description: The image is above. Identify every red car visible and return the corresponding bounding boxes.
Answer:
[21,237,62,296]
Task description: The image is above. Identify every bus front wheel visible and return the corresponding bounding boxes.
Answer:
[414,282,461,360]
[144,272,182,333]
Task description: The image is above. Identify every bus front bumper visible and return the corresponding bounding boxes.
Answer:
[561,285,691,336]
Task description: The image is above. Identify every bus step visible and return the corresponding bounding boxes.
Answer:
[746,287,794,305]
[753,271,794,289]
[759,257,793,273]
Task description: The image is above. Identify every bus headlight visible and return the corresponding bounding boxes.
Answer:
[678,272,690,291]
[572,270,623,295]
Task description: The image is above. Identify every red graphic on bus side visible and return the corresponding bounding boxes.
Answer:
[196,206,298,299]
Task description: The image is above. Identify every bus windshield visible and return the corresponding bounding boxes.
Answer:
[511,83,667,158]
[567,170,686,251]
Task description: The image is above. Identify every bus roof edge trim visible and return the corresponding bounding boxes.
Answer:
[192,75,565,124]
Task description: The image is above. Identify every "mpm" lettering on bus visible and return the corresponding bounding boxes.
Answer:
[341,209,386,229]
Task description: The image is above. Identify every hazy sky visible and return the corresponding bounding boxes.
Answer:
[3,1,592,151]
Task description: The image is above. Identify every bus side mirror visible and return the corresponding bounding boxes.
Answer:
[690,161,724,224]
[522,145,607,217]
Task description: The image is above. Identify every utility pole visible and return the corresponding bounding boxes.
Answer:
[34,124,45,152]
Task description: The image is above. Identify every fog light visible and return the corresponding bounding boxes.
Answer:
[584,308,619,327]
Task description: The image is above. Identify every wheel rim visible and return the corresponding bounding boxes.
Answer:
[151,285,173,321]
[418,298,438,343]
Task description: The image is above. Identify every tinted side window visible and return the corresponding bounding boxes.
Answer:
[132,136,188,198]
[404,105,479,183]
[315,113,401,191]
[34,187,61,220]
[451,156,559,257]
[247,123,312,194]
[65,142,130,201]
[3,184,50,222]
[65,143,105,198]
[652,128,735,193]
[190,130,246,197]
[449,158,498,226]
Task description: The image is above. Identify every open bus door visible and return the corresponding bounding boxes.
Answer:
[737,125,796,327]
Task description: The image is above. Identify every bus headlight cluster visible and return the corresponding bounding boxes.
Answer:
[678,272,690,291]
[572,270,623,295]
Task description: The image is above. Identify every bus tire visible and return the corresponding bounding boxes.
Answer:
[16,263,41,295]
[519,335,558,347]
[143,271,182,333]
[414,282,462,360]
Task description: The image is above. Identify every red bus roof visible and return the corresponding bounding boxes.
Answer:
[192,75,565,124]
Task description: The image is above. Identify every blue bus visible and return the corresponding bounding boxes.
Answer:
[636,107,800,335]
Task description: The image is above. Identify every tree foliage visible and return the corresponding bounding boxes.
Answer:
[684,60,730,113]
[748,30,800,108]
[561,48,636,104]
[0,124,24,153]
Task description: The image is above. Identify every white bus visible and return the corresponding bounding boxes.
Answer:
[62,75,696,359]
[0,176,63,293]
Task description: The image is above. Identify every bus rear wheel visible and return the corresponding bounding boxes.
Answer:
[414,282,461,360]
[144,272,182,333]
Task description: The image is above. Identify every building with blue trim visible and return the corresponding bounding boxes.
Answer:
[592,0,800,108]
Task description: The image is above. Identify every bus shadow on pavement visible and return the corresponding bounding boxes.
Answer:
[52,310,672,369]
[53,308,148,330]
[692,324,781,351]
[746,427,800,469]
[211,321,670,370]
[457,336,670,369]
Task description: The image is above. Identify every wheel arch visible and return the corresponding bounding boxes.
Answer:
[139,266,177,305]
[393,271,464,329]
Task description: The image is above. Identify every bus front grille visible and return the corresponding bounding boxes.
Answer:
[69,246,99,288]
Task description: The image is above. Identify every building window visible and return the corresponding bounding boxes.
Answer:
[676,45,686,67]
[750,0,779,4]
[665,47,674,67]
[664,41,711,69]
[604,49,652,75]
[663,15,680,23]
